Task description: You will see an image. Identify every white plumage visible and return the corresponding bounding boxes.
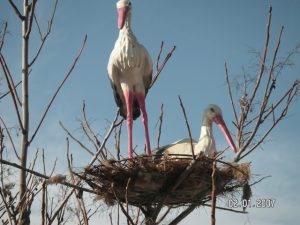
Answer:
[107,0,153,158]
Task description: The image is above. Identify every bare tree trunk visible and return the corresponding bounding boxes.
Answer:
[19,0,30,224]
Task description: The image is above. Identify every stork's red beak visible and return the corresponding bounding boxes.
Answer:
[118,6,129,29]
[214,115,237,153]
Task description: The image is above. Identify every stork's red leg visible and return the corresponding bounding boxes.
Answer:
[124,90,134,158]
[136,93,151,155]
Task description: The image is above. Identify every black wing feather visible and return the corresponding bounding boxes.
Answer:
[110,81,140,120]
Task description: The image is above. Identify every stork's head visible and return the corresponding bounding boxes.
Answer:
[116,0,132,29]
[203,104,237,153]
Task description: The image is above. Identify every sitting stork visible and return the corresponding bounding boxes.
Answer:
[107,0,153,158]
[155,105,237,157]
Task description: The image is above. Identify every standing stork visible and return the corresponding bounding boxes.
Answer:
[155,105,237,157]
[107,0,153,158]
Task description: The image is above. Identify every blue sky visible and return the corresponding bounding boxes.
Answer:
[1,0,300,224]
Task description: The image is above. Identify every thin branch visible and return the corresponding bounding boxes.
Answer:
[0,54,23,131]
[86,109,120,168]
[48,190,73,225]
[60,121,95,157]
[242,26,285,151]
[112,187,135,225]
[235,79,299,161]
[239,83,298,160]
[49,110,120,222]
[150,44,176,88]
[0,158,99,195]
[0,116,20,159]
[235,6,273,153]
[156,103,164,149]
[250,175,271,186]
[263,26,284,100]
[82,101,100,148]
[125,178,131,225]
[246,6,272,116]
[0,79,23,100]
[81,101,113,160]
[156,41,164,71]
[225,62,238,125]
[0,22,8,52]
[0,189,14,225]
[211,158,217,225]
[28,0,59,67]
[178,95,195,159]
[203,203,248,214]
[168,204,197,225]
[67,139,89,225]
[25,0,37,38]
[156,207,171,224]
[29,35,87,144]
[7,0,25,20]
[114,120,123,160]
[0,53,21,105]
[34,13,43,39]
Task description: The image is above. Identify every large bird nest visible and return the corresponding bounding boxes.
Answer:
[80,154,250,207]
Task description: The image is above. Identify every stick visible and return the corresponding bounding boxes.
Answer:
[0,54,23,131]
[168,204,197,225]
[7,0,25,20]
[28,0,59,67]
[156,104,164,149]
[0,116,20,159]
[178,95,195,159]
[211,158,217,225]
[0,158,99,195]
[150,43,176,88]
[29,35,87,144]
[224,62,238,125]
[125,178,131,225]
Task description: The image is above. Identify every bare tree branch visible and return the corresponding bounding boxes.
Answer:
[0,22,8,52]
[60,121,95,157]
[24,0,37,39]
[0,54,23,131]
[29,35,87,145]
[225,62,238,125]
[150,43,176,88]
[0,158,99,195]
[0,116,20,159]
[156,103,164,149]
[168,204,197,225]
[66,139,89,225]
[211,158,217,225]
[7,0,25,20]
[28,0,59,67]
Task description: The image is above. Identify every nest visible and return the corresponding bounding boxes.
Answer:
[81,155,250,207]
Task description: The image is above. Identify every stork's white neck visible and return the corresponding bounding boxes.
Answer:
[199,125,213,141]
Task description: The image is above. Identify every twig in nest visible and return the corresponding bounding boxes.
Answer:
[211,157,217,225]
[178,95,195,159]
[156,103,164,149]
[114,119,123,160]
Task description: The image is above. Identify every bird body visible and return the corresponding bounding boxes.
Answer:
[156,105,237,157]
[107,0,153,158]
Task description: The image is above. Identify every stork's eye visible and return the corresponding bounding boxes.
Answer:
[128,2,132,6]
[210,107,215,112]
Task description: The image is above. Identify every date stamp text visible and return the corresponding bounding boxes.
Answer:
[228,198,276,209]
